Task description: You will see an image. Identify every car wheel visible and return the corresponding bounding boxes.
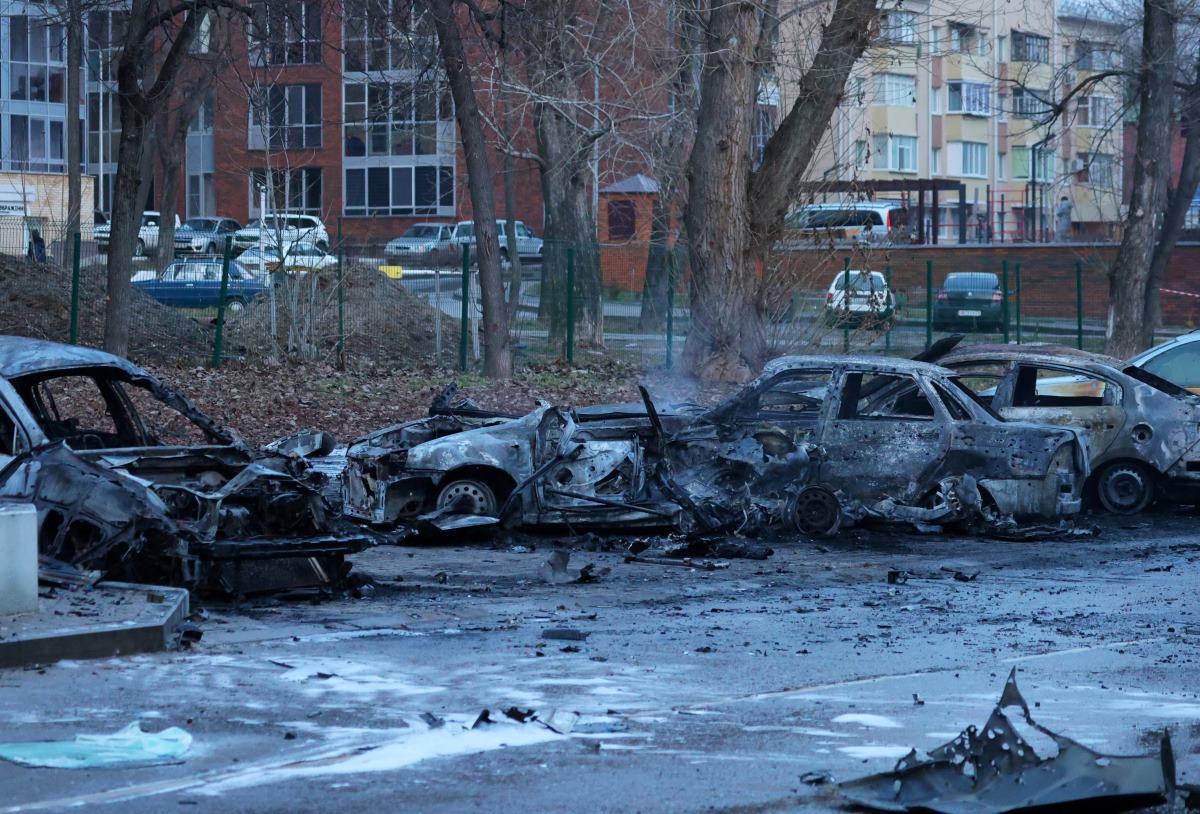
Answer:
[315,240,328,253]
[1094,461,1155,514]
[787,486,842,536]
[224,298,246,313]
[436,478,499,516]
[206,242,217,254]
[500,248,510,263]
[136,238,146,256]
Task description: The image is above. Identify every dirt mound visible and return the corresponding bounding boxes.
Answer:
[224,262,456,364]
[0,254,211,364]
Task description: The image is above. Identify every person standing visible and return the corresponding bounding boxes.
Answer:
[1055,197,1074,242]
[26,229,46,263]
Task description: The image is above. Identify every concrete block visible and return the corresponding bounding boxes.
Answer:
[0,503,37,615]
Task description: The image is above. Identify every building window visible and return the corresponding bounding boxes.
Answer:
[931,147,941,175]
[947,81,990,115]
[753,104,775,166]
[343,81,451,158]
[997,151,1006,179]
[951,141,987,177]
[248,84,322,150]
[343,0,436,72]
[343,165,453,216]
[847,75,866,106]
[930,85,941,113]
[929,25,942,54]
[1011,87,1051,118]
[880,10,917,44]
[873,73,916,106]
[6,115,64,172]
[948,22,976,54]
[1011,146,1053,179]
[854,139,868,167]
[248,0,321,66]
[1076,96,1113,127]
[86,91,118,166]
[187,173,216,218]
[607,200,637,240]
[1077,153,1114,186]
[872,134,918,172]
[1076,41,1116,70]
[7,16,66,102]
[86,10,127,83]
[1011,31,1049,63]
[249,168,323,217]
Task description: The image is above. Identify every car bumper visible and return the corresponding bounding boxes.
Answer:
[932,304,1003,326]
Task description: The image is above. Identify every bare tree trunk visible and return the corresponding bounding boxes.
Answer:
[156,153,181,273]
[1105,0,1177,357]
[1145,60,1200,335]
[104,102,150,356]
[65,0,82,253]
[682,0,876,381]
[639,194,673,330]
[431,0,512,378]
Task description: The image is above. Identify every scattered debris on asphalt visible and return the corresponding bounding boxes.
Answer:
[838,669,1175,813]
[0,722,191,769]
[542,628,589,642]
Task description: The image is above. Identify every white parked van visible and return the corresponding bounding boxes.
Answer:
[782,202,909,246]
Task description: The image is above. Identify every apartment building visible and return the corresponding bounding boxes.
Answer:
[808,0,1126,241]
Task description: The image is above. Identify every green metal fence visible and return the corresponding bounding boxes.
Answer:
[3,220,1196,371]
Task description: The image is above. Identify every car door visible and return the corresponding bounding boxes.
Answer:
[996,364,1126,458]
[819,369,951,502]
[138,266,179,307]
[727,369,833,444]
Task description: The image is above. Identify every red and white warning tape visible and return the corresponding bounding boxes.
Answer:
[1161,288,1200,300]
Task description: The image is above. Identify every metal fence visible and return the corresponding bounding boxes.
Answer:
[2,220,1194,371]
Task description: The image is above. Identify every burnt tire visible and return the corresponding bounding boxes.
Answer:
[436,478,499,516]
[1094,461,1155,515]
[787,486,842,537]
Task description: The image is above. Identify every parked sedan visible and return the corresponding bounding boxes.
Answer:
[452,220,544,263]
[935,342,1200,513]
[342,357,1086,535]
[134,259,264,311]
[174,217,241,255]
[385,223,455,264]
[1127,330,1200,394]
[933,272,1005,331]
[238,242,337,274]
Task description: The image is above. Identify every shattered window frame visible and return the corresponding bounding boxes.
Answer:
[1011,364,1121,408]
[11,368,227,451]
[838,371,938,421]
[750,370,834,418]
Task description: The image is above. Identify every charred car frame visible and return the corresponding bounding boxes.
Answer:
[343,357,1088,536]
[0,337,370,594]
[937,342,1200,514]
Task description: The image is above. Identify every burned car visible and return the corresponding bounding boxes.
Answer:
[343,357,1087,536]
[0,337,370,594]
[935,342,1200,514]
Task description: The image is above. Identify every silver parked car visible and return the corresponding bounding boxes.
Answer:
[385,223,455,264]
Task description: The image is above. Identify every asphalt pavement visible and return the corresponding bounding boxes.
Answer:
[1,513,1198,812]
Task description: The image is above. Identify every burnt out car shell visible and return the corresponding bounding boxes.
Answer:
[343,357,1087,531]
[712,356,1087,520]
[936,343,1200,506]
[0,336,369,590]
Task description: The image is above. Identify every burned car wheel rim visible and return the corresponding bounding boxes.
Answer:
[436,479,498,515]
[789,487,842,537]
[1096,463,1154,515]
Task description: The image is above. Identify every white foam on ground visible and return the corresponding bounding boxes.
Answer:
[837,745,912,760]
[831,713,903,729]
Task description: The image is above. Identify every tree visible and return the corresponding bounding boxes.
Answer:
[682,0,878,381]
[1105,0,1179,356]
[103,0,250,357]
[430,0,512,377]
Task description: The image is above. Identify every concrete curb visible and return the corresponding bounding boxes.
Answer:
[0,582,190,669]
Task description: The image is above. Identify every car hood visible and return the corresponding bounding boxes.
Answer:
[403,409,546,474]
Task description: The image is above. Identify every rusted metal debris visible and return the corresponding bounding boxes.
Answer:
[839,669,1175,813]
[0,337,370,595]
[932,339,1200,514]
[342,357,1088,538]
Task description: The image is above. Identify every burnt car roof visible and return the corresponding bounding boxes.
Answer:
[759,354,956,378]
[0,336,151,381]
[939,343,1123,368]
